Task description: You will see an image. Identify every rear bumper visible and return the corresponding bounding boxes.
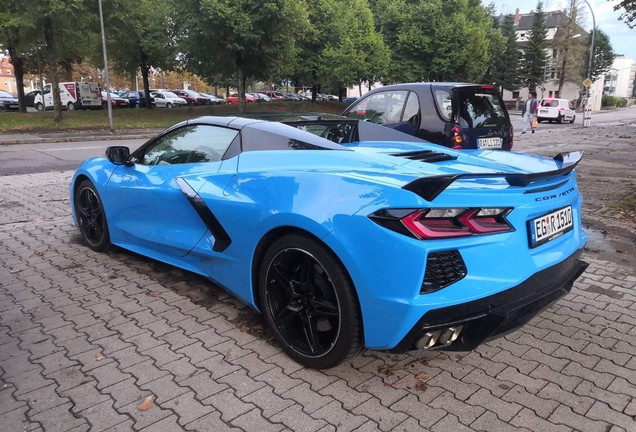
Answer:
[390,249,588,353]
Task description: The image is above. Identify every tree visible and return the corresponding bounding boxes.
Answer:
[554,0,587,95]
[483,14,520,93]
[587,28,615,81]
[95,0,176,109]
[519,1,549,95]
[613,0,636,28]
[371,0,503,84]
[0,0,39,112]
[174,0,308,111]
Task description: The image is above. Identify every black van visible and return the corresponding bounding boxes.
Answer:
[340,83,514,150]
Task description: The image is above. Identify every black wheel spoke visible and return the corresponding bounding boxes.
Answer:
[309,299,339,317]
[299,256,315,293]
[301,312,321,355]
[273,305,297,329]
[271,264,296,296]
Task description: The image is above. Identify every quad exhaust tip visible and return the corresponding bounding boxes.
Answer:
[416,325,463,350]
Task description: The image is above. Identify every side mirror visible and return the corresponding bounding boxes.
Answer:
[105,146,131,165]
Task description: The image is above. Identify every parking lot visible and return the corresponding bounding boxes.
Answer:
[1,120,636,431]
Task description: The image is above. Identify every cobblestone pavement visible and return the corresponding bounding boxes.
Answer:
[1,171,636,432]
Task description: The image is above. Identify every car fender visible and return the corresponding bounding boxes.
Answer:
[69,157,120,226]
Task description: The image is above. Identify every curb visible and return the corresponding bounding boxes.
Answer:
[0,133,158,145]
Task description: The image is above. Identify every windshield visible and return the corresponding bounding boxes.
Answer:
[540,99,559,107]
[456,89,508,129]
[0,90,14,98]
[163,92,178,98]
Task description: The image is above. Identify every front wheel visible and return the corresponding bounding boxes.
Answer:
[570,115,576,124]
[259,234,363,369]
[135,103,140,108]
[75,179,111,252]
[166,102,173,108]
[36,102,44,112]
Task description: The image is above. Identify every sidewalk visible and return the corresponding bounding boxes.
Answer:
[0,129,163,145]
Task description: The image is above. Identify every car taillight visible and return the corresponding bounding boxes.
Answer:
[450,125,463,148]
[370,207,513,239]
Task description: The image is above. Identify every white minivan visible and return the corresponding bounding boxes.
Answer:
[35,82,102,111]
[537,98,576,124]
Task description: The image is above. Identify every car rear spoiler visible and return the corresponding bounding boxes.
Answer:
[403,151,583,202]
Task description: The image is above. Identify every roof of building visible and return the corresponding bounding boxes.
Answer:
[515,10,567,30]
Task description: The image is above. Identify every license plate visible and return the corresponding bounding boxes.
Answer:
[540,109,549,113]
[528,206,573,248]
[478,137,502,149]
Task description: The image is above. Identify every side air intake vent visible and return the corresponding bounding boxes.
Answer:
[421,250,467,294]
[391,150,457,163]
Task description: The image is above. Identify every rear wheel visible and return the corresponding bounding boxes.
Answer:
[570,115,576,124]
[557,114,563,124]
[166,102,173,108]
[75,179,111,252]
[135,103,140,108]
[67,102,75,111]
[259,234,363,369]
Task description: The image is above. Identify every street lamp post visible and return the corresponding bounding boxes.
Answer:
[581,0,595,127]
[98,0,114,133]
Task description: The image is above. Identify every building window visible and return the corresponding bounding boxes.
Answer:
[550,70,555,79]
[512,91,520,99]
[553,49,557,58]
[549,91,553,97]
[520,33,525,38]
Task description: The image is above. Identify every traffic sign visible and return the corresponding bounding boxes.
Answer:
[583,78,592,87]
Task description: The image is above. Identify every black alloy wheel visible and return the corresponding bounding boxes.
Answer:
[75,179,111,252]
[259,235,362,369]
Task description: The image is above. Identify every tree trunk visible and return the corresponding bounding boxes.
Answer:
[141,65,152,109]
[130,70,137,91]
[237,68,245,113]
[338,86,343,102]
[44,17,62,122]
[358,81,362,97]
[8,47,27,113]
[368,81,372,91]
[558,48,568,94]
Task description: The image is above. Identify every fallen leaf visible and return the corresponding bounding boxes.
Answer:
[96,352,104,361]
[35,251,43,256]
[9,268,20,274]
[137,395,153,411]
[415,373,429,380]
[174,400,180,406]
[148,291,161,297]
[415,381,427,392]
[122,311,132,316]
[377,365,394,376]
[499,384,511,390]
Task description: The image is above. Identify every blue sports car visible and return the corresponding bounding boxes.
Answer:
[69,115,588,369]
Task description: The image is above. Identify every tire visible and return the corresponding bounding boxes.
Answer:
[537,118,543,123]
[67,102,75,111]
[570,115,576,124]
[258,234,363,369]
[227,101,233,104]
[557,114,563,124]
[166,102,173,108]
[74,179,111,252]
[36,102,44,112]
[135,103,140,108]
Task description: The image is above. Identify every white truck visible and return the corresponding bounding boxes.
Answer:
[35,82,102,111]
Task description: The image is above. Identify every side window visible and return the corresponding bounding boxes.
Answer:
[401,92,420,122]
[345,91,409,124]
[142,125,239,166]
[43,86,51,95]
[434,90,452,120]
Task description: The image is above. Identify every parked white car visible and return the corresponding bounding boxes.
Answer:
[537,98,576,124]
[150,91,187,108]
[34,82,102,111]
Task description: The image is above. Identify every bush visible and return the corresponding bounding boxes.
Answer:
[602,94,618,107]
[616,98,628,108]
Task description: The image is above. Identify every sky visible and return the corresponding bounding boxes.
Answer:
[488,0,636,62]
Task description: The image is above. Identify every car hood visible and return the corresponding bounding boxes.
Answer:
[0,96,18,103]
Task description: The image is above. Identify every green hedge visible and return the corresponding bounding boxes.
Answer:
[602,94,628,107]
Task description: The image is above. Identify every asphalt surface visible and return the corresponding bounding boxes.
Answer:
[0,107,634,176]
[0,139,146,176]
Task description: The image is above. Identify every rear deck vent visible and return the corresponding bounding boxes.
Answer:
[421,250,467,294]
[391,150,457,163]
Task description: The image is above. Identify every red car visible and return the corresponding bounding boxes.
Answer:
[257,90,287,100]
[171,90,208,106]
[226,93,257,104]
[101,91,129,109]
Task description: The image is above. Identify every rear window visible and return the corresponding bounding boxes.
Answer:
[540,99,559,107]
[457,89,508,129]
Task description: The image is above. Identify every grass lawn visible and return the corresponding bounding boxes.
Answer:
[0,101,349,133]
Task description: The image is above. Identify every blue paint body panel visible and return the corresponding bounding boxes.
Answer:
[69,126,587,350]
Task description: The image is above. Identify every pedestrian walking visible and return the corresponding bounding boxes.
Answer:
[521,92,538,134]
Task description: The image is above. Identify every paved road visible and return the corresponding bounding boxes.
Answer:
[511,106,635,132]
[0,139,146,176]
